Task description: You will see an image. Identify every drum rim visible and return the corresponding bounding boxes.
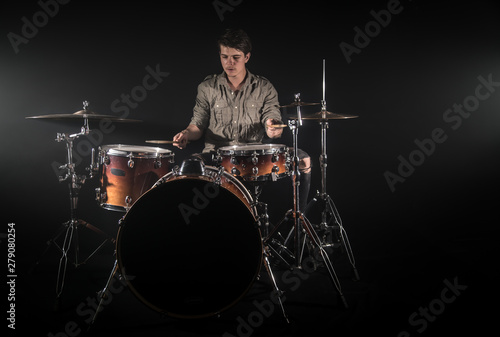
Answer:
[218,143,287,155]
[101,144,173,157]
[115,167,262,319]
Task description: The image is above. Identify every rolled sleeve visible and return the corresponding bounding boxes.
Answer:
[260,84,282,126]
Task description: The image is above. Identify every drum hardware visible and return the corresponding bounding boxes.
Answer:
[89,162,288,326]
[304,59,360,281]
[28,101,115,302]
[263,92,349,308]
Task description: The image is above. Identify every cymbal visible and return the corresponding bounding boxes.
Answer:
[26,110,142,123]
[279,101,320,108]
[290,110,359,120]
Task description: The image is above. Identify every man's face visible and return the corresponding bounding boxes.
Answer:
[219,45,250,79]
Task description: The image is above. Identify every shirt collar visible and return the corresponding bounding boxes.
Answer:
[219,69,253,90]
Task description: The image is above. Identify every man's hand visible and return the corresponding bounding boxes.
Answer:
[172,125,203,149]
[265,118,283,139]
[173,130,189,149]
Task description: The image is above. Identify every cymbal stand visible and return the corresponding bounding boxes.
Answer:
[34,103,113,301]
[315,62,360,280]
[265,93,348,308]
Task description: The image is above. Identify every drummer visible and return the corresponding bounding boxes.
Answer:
[173,28,312,210]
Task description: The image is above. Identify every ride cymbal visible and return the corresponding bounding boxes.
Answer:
[290,110,359,120]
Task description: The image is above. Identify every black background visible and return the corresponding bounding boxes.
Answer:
[1,0,499,336]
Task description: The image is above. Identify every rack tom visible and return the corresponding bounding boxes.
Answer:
[217,144,289,182]
[96,144,174,211]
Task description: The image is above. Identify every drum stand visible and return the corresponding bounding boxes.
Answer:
[313,100,360,282]
[264,94,348,308]
[33,115,113,302]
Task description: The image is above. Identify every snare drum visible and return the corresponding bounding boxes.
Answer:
[117,164,262,318]
[217,144,289,181]
[96,144,174,212]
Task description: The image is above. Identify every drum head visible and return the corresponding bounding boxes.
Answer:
[117,177,262,318]
[102,144,173,157]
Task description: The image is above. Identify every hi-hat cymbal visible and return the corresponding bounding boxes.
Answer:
[279,101,320,108]
[26,110,142,123]
[290,110,359,120]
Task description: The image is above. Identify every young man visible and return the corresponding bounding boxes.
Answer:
[173,29,311,209]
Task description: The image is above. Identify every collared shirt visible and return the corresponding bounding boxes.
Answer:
[189,69,282,153]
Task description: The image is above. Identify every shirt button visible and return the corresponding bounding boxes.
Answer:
[235,106,238,109]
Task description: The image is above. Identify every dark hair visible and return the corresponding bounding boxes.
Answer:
[217,28,252,55]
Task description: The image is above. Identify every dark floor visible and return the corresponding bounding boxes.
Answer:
[9,181,499,337]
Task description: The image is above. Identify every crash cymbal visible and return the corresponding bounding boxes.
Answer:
[290,110,359,120]
[279,101,320,108]
[26,110,142,123]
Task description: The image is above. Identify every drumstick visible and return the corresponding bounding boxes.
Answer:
[268,124,287,128]
[145,140,190,144]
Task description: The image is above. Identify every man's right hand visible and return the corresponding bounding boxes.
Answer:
[173,130,189,149]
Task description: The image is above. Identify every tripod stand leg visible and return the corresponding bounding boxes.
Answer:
[90,259,118,327]
[299,213,348,308]
[55,220,76,299]
[262,247,289,323]
[29,221,69,274]
[325,197,360,281]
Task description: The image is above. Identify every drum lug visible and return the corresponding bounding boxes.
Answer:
[272,153,279,163]
[231,167,240,176]
[154,158,162,169]
[271,165,279,181]
[252,166,259,175]
[95,187,107,204]
[216,166,225,185]
[215,153,222,165]
[103,155,110,165]
[251,153,258,165]
[172,165,180,176]
[125,196,132,209]
[230,156,239,165]
[127,158,135,168]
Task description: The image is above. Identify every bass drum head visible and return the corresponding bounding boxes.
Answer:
[117,177,262,318]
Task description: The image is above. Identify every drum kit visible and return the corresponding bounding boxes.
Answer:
[26,61,360,324]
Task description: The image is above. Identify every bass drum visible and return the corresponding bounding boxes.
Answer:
[116,165,262,318]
